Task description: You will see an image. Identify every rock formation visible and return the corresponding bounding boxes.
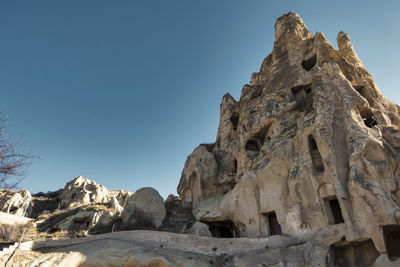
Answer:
[59,176,133,208]
[0,189,32,216]
[177,11,400,265]
[1,12,400,267]
[122,187,166,229]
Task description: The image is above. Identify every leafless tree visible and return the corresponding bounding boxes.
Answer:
[0,111,33,189]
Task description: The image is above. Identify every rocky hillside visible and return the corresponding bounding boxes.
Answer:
[1,12,400,266]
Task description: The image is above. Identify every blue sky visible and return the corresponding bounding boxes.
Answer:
[1,1,399,198]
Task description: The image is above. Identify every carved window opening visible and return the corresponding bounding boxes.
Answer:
[324,196,345,225]
[230,112,239,131]
[328,239,380,266]
[291,84,313,111]
[245,139,261,156]
[245,122,275,155]
[233,159,237,174]
[301,55,317,71]
[358,107,377,128]
[382,224,400,261]
[262,211,282,236]
[201,220,239,238]
[308,135,324,173]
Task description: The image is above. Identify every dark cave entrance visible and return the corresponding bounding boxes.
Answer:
[328,238,380,266]
[301,55,317,71]
[308,135,324,173]
[263,211,282,236]
[245,139,261,157]
[233,159,237,175]
[324,197,345,225]
[329,199,345,224]
[245,123,276,158]
[353,85,365,96]
[291,84,313,111]
[202,220,239,238]
[358,107,377,128]
[382,224,400,261]
[230,112,239,131]
[9,206,18,213]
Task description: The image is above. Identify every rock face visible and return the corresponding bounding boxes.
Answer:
[159,194,195,233]
[122,187,166,229]
[59,176,134,209]
[0,189,32,216]
[177,12,400,265]
[59,176,111,208]
[0,177,136,241]
[32,177,136,236]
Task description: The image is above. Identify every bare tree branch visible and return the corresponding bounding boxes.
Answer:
[0,111,33,189]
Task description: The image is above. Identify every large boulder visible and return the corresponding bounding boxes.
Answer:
[0,189,32,217]
[121,187,166,229]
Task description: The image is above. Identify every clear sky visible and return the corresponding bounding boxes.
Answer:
[1,1,399,198]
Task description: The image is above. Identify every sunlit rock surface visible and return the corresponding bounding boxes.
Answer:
[1,12,400,267]
[0,189,32,216]
[177,11,400,265]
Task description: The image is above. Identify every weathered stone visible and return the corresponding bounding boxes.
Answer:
[59,176,134,209]
[159,194,195,233]
[37,204,116,236]
[60,176,110,208]
[0,189,32,217]
[121,187,166,229]
[177,11,400,265]
[109,196,123,216]
[177,145,219,206]
[109,189,134,208]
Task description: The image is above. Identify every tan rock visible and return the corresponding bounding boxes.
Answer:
[159,194,195,233]
[109,196,123,216]
[122,187,166,229]
[177,11,400,265]
[0,189,32,216]
[59,177,135,209]
[59,176,110,208]
[37,204,116,236]
[109,189,134,207]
